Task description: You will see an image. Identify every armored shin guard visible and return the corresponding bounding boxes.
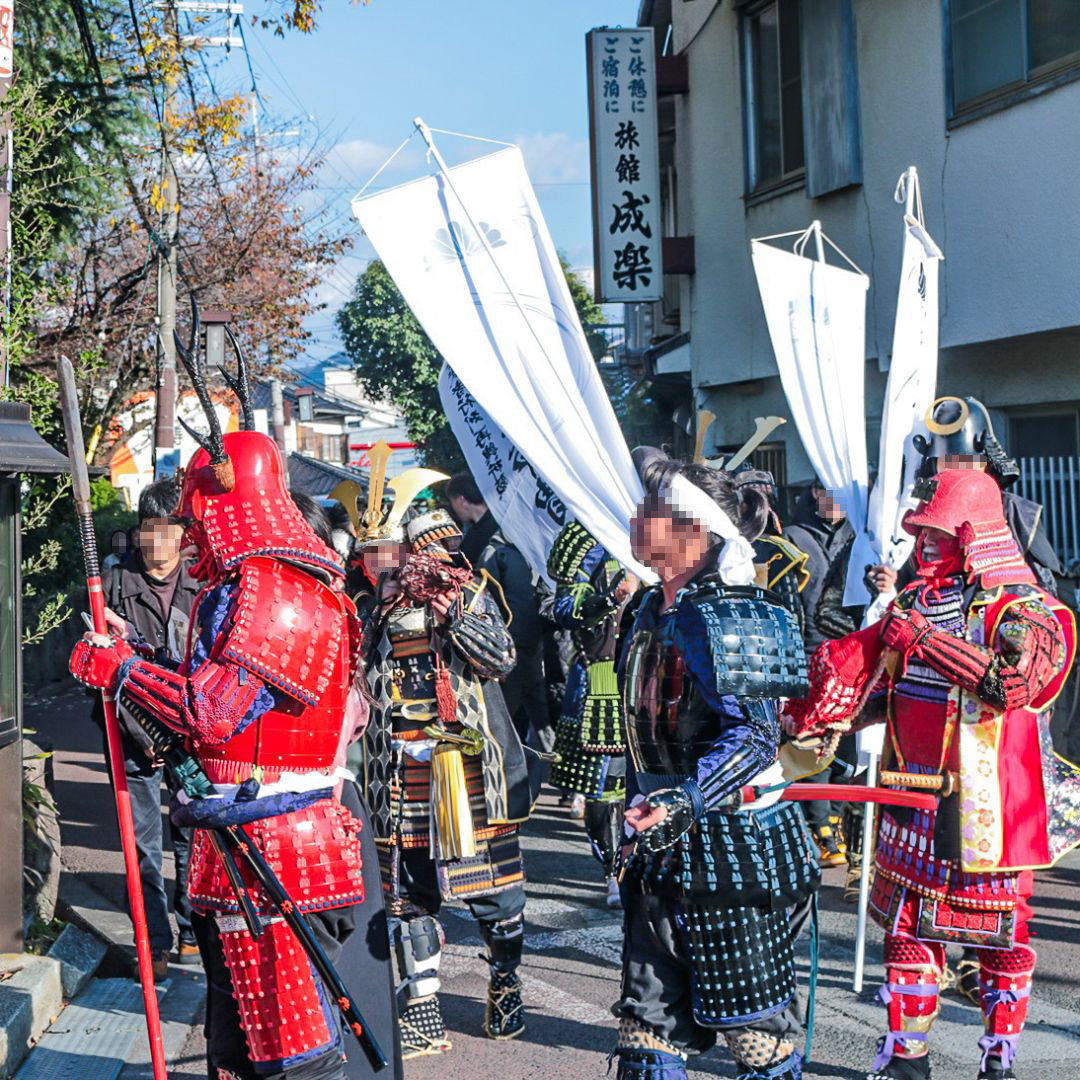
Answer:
[976,944,1035,1076]
[394,916,451,1059]
[585,798,622,878]
[479,914,525,1040]
[872,935,944,1072]
[215,915,342,1075]
[725,1030,801,1080]
[613,1021,688,1079]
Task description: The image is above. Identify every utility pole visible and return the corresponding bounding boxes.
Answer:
[0,0,14,391]
[270,377,288,480]
[153,0,180,478]
[150,1,243,478]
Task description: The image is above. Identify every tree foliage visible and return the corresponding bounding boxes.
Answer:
[335,258,608,473]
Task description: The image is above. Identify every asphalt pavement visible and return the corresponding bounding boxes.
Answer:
[28,684,1080,1079]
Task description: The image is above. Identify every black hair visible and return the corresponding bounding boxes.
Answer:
[138,478,181,522]
[445,473,485,506]
[632,446,770,544]
[326,500,355,536]
[289,490,333,547]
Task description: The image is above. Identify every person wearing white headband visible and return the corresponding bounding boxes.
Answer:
[610,450,818,1080]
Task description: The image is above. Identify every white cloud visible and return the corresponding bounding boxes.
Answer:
[321,137,424,191]
[513,132,589,186]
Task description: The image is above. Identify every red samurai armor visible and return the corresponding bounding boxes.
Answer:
[786,469,1080,1078]
[72,430,366,1074]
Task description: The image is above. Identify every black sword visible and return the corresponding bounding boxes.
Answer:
[130,703,388,1070]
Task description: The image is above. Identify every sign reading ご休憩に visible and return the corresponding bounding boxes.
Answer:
[0,2,12,79]
[587,27,662,303]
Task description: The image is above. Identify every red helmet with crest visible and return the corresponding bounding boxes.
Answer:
[171,301,342,583]
[903,468,1034,587]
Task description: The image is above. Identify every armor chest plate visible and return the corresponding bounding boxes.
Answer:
[624,630,728,777]
[386,606,437,702]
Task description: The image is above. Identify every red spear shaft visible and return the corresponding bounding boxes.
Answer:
[56,357,168,1080]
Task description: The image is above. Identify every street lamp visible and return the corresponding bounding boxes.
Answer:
[0,401,69,951]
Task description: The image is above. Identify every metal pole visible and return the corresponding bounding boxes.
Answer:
[853,749,879,992]
[154,1,180,478]
[0,1,12,390]
[270,377,287,464]
[250,92,262,179]
[810,219,826,263]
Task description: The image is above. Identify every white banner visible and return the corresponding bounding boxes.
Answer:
[0,2,12,80]
[587,27,663,302]
[854,172,943,620]
[353,144,653,584]
[750,233,871,574]
[440,367,564,586]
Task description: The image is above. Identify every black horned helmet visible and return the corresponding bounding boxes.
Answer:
[913,395,1019,488]
[173,294,257,486]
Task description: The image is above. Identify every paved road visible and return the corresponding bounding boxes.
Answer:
[29,685,1080,1078]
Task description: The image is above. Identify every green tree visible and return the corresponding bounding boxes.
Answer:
[335,258,607,472]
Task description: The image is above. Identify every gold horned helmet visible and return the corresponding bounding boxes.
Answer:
[355,440,450,547]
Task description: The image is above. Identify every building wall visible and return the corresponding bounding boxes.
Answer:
[663,0,1080,480]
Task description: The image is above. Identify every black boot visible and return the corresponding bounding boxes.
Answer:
[867,1052,933,1080]
[398,995,452,1059]
[479,914,525,1040]
[611,1047,688,1079]
[977,1055,1017,1080]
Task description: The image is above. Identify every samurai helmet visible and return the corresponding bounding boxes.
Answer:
[406,508,462,560]
[913,396,1019,488]
[173,295,341,582]
[903,468,1033,587]
[355,439,449,549]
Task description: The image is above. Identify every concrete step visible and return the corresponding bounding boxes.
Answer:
[14,970,205,1080]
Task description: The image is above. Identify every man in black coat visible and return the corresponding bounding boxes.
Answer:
[446,474,552,803]
[99,478,200,977]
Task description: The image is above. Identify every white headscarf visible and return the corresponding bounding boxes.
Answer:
[659,472,757,586]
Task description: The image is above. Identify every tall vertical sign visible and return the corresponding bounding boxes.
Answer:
[587,27,663,303]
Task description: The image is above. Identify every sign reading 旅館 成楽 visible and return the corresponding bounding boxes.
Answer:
[586,26,663,304]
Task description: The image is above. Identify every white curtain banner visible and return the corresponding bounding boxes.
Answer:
[440,366,565,587]
[353,145,653,583]
[750,234,871,583]
[853,175,943,620]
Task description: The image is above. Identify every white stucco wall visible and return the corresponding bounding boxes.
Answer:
[663,0,1080,475]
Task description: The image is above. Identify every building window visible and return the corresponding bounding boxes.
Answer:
[743,0,805,192]
[1008,407,1080,459]
[949,0,1080,114]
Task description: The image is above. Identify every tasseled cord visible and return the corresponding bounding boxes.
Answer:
[430,653,476,858]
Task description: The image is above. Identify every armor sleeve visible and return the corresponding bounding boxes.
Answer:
[784,620,887,738]
[548,544,607,630]
[445,581,517,679]
[901,597,1067,711]
[115,583,278,748]
[672,606,778,810]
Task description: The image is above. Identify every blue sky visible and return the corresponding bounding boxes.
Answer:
[212,0,640,362]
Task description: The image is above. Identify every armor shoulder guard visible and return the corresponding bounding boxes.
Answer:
[681,584,808,699]
[753,535,810,593]
[221,556,346,706]
[547,521,599,584]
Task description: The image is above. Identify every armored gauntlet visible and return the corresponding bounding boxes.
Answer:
[635,787,696,854]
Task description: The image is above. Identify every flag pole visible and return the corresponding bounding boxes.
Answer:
[852,748,878,992]
[56,357,169,1078]
[410,117,630,498]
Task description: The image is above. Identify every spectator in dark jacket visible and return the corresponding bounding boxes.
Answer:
[98,478,200,978]
[446,474,552,802]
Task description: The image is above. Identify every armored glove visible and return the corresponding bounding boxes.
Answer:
[634,786,697,854]
[577,590,618,628]
[70,636,135,691]
[879,609,932,654]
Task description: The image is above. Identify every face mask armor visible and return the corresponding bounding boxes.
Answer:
[913,396,1020,488]
[902,469,1033,587]
[171,297,342,582]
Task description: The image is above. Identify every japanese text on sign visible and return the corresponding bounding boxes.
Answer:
[587,27,662,303]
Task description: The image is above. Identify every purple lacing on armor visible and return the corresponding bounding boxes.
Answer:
[981,984,1031,1013]
[878,982,938,1005]
[978,1033,1020,1071]
[607,1047,688,1079]
[872,1033,929,1072]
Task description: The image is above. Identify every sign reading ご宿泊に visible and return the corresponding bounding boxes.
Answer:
[587,27,663,303]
